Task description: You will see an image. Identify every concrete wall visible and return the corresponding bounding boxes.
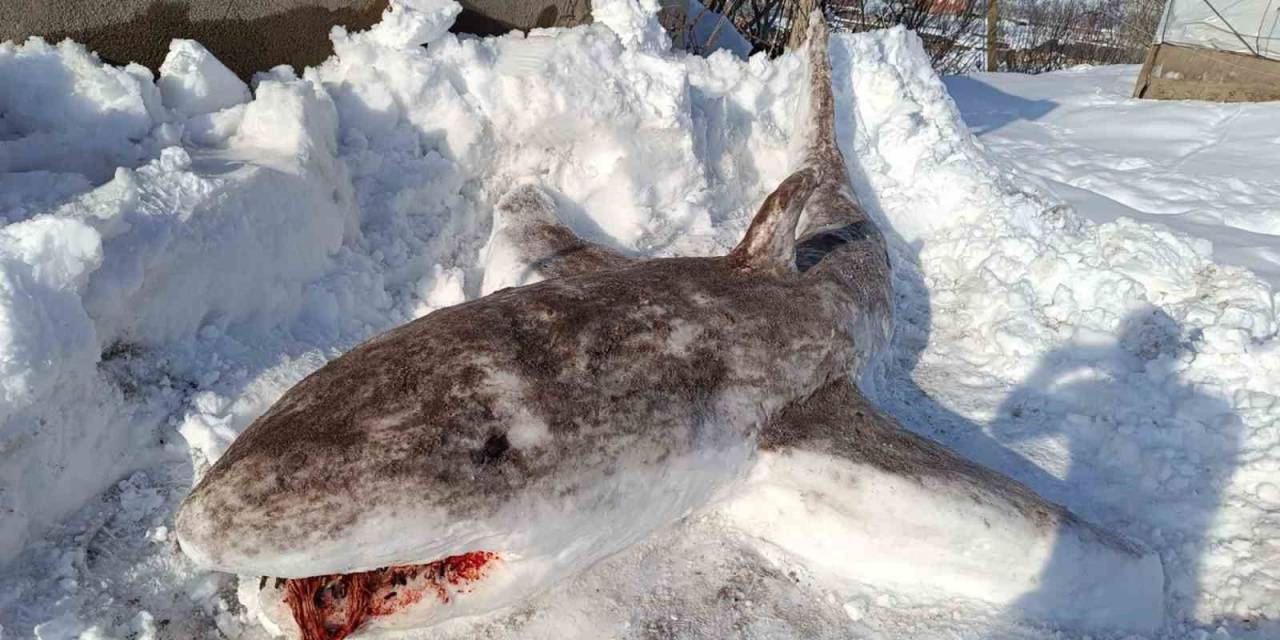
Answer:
[454,0,591,35]
[1134,43,1280,102]
[0,0,595,80]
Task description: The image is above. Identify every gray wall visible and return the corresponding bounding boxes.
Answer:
[0,0,389,79]
[0,0,595,79]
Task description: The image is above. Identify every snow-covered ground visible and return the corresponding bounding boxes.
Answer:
[946,66,1280,286]
[0,1,1277,638]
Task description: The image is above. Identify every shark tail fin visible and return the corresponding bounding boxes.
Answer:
[799,10,848,182]
[728,169,818,272]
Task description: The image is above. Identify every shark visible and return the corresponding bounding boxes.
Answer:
[175,15,1163,639]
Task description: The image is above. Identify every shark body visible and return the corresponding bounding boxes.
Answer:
[176,15,1161,638]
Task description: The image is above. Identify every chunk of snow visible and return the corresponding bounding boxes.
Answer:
[0,240,96,405]
[593,0,671,52]
[0,38,165,184]
[362,0,461,49]
[157,39,250,118]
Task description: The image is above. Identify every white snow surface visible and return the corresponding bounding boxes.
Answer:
[157,41,251,118]
[0,0,1278,637]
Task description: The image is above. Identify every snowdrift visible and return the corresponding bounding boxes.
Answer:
[1,0,1277,637]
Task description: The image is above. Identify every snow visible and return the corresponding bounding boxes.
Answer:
[361,0,461,49]
[157,40,250,118]
[0,39,169,187]
[946,66,1280,284]
[0,0,1278,638]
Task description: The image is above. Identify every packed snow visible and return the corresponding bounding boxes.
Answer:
[0,0,1277,638]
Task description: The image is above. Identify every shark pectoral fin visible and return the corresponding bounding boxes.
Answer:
[723,378,1164,633]
[729,169,819,273]
[481,184,634,295]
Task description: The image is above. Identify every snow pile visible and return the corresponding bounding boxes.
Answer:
[939,65,1280,631]
[68,79,353,349]
[0,39,361,570]
[361,0,461,49]
[832,34,1279,629]
[0,38,169,208]
[0,40,170,566]
[0,0,1278,638]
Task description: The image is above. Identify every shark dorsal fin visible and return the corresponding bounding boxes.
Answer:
[728,169,818,272]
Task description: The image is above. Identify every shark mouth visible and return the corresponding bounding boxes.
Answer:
[272,551,500,640]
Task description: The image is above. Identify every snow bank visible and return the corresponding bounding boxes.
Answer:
[830,30,1278,628]
[66,78,355,349]
[0,217,108,563]
[0,36,172,561]
[0,217,100,412]
[1,0,1278,637]
[0,37,362,569]
[0,39,168,190]
[942,65,1280,630]
[362,0,461,49]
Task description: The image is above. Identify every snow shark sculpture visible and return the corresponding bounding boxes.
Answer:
[176,15,1162,639]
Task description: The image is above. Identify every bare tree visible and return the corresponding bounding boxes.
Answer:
[830,0,986,72]
[697,0,981,66]
[693,0,1164,74]
[998,0,1164,72]
[1000,0,1087,72]
[986,0,999,71]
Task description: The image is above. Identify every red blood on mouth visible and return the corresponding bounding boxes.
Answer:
[282,551,499,640]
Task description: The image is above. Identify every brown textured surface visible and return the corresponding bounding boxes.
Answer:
[5,0,388,80]
[1134,43,1280,103]
[728,170,819,272]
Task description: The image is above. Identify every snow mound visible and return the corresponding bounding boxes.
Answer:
[0,38,168,189]
[0,216,100,417]
[0,0,1277,637]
